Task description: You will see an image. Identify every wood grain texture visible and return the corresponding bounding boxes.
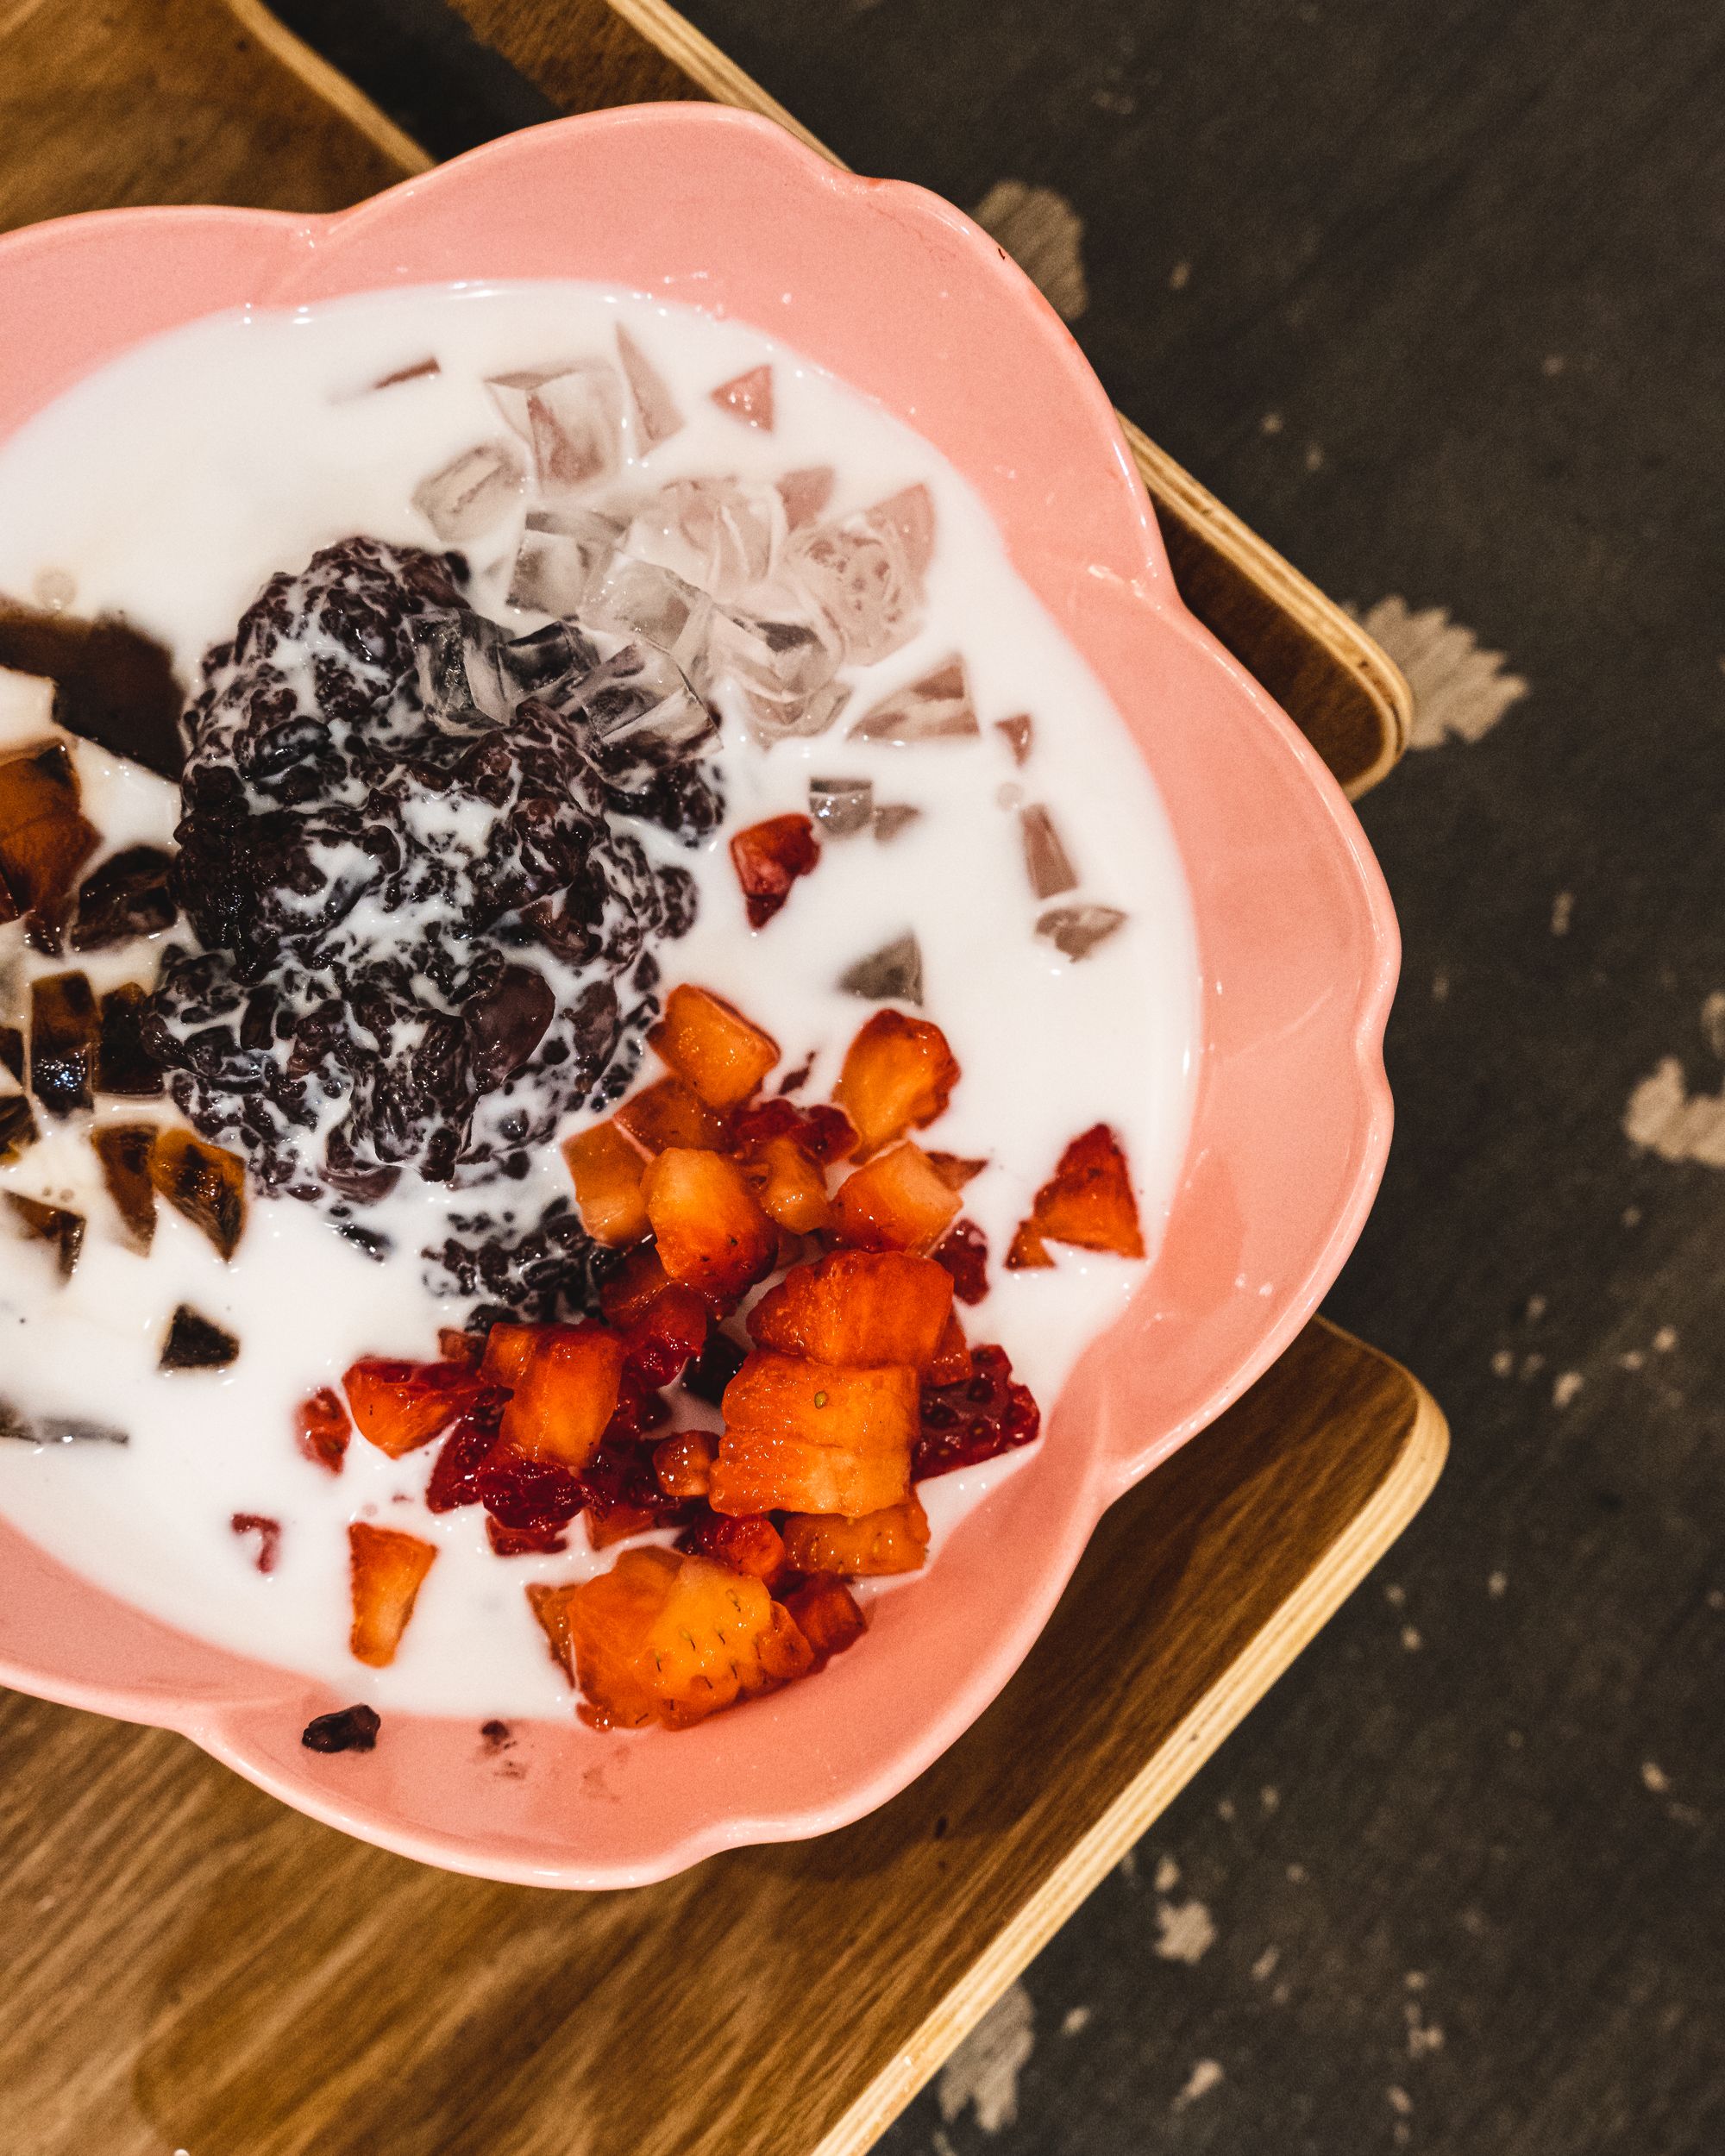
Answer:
[443,0,1412,793]
[0,1321,1442,2156]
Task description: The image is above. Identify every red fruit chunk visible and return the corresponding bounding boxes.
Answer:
[613,1075,730,1155]
[833,1010,959,1158]
[730,813,820,930]
[925,1311,973,1386]
[579,1436,693,1549]
[426,1409,503,1513]
[933,1218,990,1305]
[737,1131,833,1234]
[561,1121,649,1245]
[598,1244,673,1324]
[230,1512,281,1574]
[781,1576,866,1670]
[343,1357,481,1458]
[618,1283,708,1388]
[654,1429,716,1499]
[649,983,779,1109]
[732,1097,856,1164]
[296,1386,352,1474]
[676,1508,787,1583]
[1007,1123,1145,1267]
[486,1515,568,1557]
[526,1580,580,1684]
[750,1249,954,1369]
[348,1521,437,1668]
[558,1547,812,1729]
[499,1326,625,1470]
[782,1495,929,1578]
[642,1146,778,1303]
[713,1352,916,1517]
[831,1141,962,1256]
[913,1344,1041,1481]
[480,1321,538,1388]
[710,364,775,431]
[477,1443,583,1533]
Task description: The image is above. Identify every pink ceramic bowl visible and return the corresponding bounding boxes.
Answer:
[0,106,1396,1887]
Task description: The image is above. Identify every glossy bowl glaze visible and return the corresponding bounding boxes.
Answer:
[0,105,1396,1887]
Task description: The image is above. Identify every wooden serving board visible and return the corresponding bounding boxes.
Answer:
[0,5,1443,2152]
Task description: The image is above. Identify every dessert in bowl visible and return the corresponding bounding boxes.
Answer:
[0,106,1395,1885]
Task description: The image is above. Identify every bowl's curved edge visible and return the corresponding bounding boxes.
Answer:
[0,103,1397,1890]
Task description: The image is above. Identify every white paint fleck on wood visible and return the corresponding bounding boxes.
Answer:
[1553,1371,1584,1408]
[938,1980,1035,2134]
[1061,2005,1092,2037]
[1389,2085,1414,2115]
[1489,1570,1508,1597]
[1351,597,1529,749]
[1626,1050,1725,1167]
[1251,1946,1281,1983]
[1172,2059,1225,2109]
[1402,1626,1424,1652]
[1405,2002,1446,2058]
[1491,1350,1515,1377]
[1551,890,1574,934]
[1152,1896,1218,1964]
[1153,1853,1181,1892]
[1654,1326,1678,1351]
[1641,1760,1671,1794]
[970,180,1089,321]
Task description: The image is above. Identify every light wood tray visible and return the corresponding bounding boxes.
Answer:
[0,6,1442,2153]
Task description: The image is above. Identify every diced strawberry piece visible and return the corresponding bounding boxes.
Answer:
[831,1141,962,1256]
[598,1244,673,1324]
[914,1344,1042,1480]
[933,1218,990,1305]
[654,1429,716,1498]
[486,1515,569,1557]
[676,1507,787,1583]
[561,1121,649,1246]
[499,1326,626,1469]
[526,1580,580,1683]
[1007,1123,1145,1266]
[618,1283,708,1387]
[749,1249,954,1369]
[577,1434,693,1549]
[559,1547,812,1730]
[737,1131,833,1234]
[649,983,779,1108]
[712,1352,916,1516]
[730,813,820,930]
[348,1521,437,1668]
[343,1357,483,1458]
[604,1364,672,1443]
[925,1311,973,1385]
[780,1575,866,1670]
[477,1443,584,1533]
[642,1146,778,1303]
[613,1075,731,1155]
[782,1495,930,1577]
[295,1386,352,1473]
[480,1321,538,1388]
[438,1328,485,1366]
[832,1010,959,1157]
[732,1097,857,1163]
[230,1512,282,1574]
[425,1407,503,1513]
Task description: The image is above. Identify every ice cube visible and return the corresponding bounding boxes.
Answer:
[616,326,684,450]
[562,645,718,758]
[593,556,713,678]
[5,1192,84,1280]
[867,484,937,575]
[707,609,844,741]
[624,477,785,605]
[1037,905,1127,960]
[848,658,980,743]
[872,804,923,843]
[779,467,836,530]
[0,1093,37,1165]
[487,361,624,492]
[839,932,924,1005]
[788,514,924,667]
[507,507,620,616]
[994,713,1034,765]
[411,440,525,542]
[1020,805,1078,899]
[409,615,511,726]
[809,775,874,837]
[710,364,775,429]
[500,621,599,702]
[160,1304,239,1370]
